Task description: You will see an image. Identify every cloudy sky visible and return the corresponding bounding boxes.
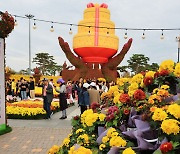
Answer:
[1,0,180,71]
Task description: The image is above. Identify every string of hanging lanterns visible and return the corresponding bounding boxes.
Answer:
[4,11,180,40]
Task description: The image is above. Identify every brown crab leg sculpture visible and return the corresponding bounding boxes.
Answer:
[58,37,132,81]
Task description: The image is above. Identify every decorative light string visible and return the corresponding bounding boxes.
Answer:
[2,11,180,39]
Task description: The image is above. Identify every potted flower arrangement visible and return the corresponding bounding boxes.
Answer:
[49,60,180,154]
[0,11,15,38]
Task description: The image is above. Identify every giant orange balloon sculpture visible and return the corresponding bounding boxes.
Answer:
[58,3,132,81]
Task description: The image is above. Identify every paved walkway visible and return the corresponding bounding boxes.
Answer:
[0,104,81,154]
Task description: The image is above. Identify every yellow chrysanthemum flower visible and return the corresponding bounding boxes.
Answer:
[131,74,144,84]
[174,63,180,77]
[99,144,106,150]
[113,95,121,104]
[102,136,109,143]
[98,113,106,121]
[145,71,156,78]
[78,134,89,144]
[128,90,135,97]
[161,119,180,135]
[63,138,70,147]
[167,104,180,119]
[109,136,127,147]
[122,147,136,154]
[107,128,117,138]
[159,60,174,72]
[76,129,85,134]
[68,146,92,154]
[128,82,139,91]
[160,85,169,90]
[152,108,168,121]
[48,145,59,154]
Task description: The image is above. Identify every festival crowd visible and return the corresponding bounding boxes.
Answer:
[6,77,114,120]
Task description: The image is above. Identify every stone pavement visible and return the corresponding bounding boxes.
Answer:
[0,104,81,154]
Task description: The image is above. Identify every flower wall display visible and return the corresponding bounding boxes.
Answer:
[6,100,60,119]
[0,11,15,38]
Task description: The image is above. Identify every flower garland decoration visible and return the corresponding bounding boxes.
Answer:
[0,11,15,38]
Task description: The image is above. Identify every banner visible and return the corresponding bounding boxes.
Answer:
[0,38,6,131]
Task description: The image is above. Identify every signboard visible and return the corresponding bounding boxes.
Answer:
[0,38,6,130]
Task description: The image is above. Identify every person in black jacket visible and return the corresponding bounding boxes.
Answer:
[29,77,35,99]
[42,78,53,119]
[79,83,90,114]
[55,78,68,119]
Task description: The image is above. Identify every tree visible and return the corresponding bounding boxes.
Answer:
[33,52,61,75]
[117,66,128,73]
[148,63,159,71]
[127,54,150,74]
[19,69,29,75]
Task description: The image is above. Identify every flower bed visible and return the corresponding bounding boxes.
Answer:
[35,86,59,98]
[6,99,69,119]
[49,60,180,154]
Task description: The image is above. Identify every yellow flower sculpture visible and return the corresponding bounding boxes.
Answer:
[161,119,180,135]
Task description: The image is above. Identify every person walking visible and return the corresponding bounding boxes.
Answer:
[55,78,68,119]
[79,83,90,114]
[29,77,35,99]
[88,82,101,105]
[42,78,53,119]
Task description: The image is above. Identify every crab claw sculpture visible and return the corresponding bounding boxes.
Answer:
[58,3,133,81]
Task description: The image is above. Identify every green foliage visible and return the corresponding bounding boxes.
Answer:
[32,52,62,75]
[154,149,162,154]
[148,63,159,71]
[127,54,150,74]
[117,66,128,73]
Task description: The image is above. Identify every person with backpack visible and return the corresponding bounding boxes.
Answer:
[79,83,90,114]
[55,78,68,119]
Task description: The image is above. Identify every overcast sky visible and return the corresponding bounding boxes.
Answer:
[1,0,180,71]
